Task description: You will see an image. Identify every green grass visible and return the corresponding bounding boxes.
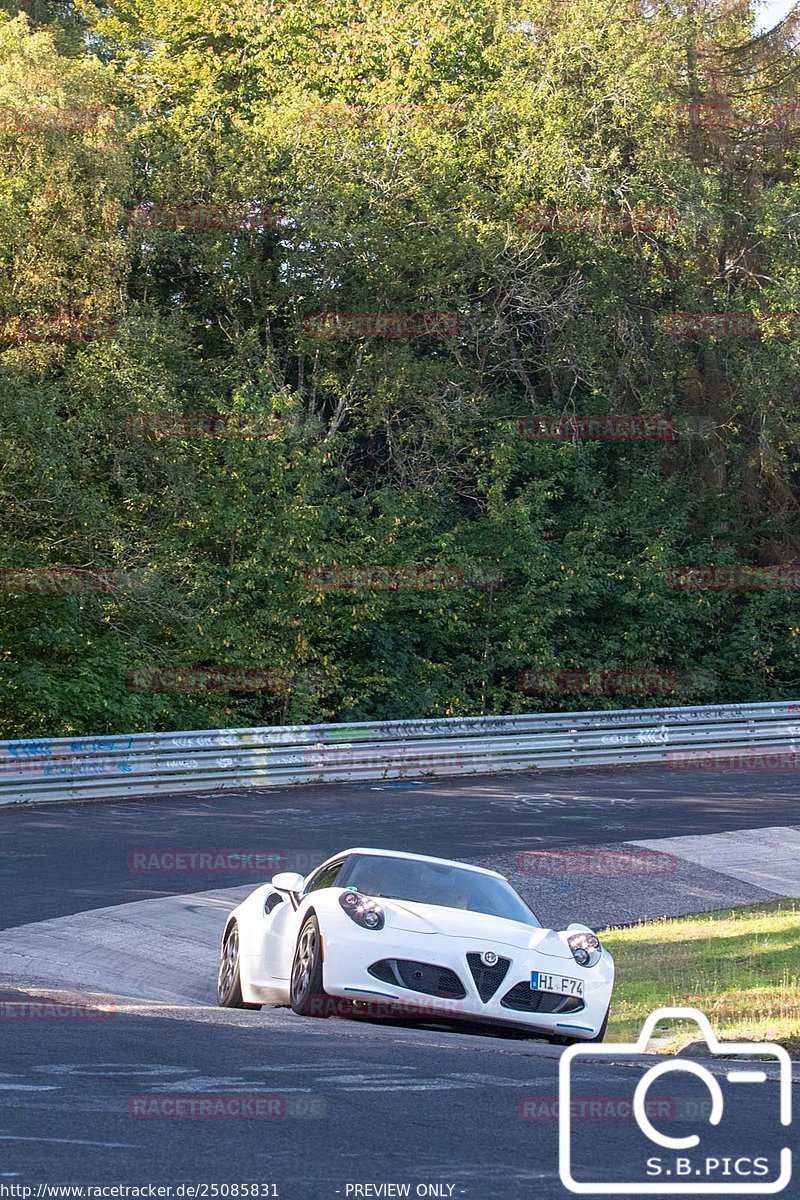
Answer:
[600,900,800,1052]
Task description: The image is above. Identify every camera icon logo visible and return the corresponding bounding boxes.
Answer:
[559,1006,792,1194]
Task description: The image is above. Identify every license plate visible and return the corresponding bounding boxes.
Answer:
[530,971,584,998]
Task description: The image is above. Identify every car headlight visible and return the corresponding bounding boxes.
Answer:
[567,931,601,968]
[338,890,385,930]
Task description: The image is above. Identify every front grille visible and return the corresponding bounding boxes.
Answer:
[466,952,511,1002]
[500,982,585,1014]
[368,958,466,999]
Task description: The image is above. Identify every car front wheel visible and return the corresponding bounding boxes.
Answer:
[290,914,329,1017]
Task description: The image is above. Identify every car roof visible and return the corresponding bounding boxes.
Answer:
[315,847,506,881]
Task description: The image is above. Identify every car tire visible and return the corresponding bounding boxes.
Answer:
[290,914,329,1017]
[217,921,261,1009]
[586,1007,609,1043]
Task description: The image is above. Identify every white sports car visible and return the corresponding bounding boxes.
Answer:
[217,847,614,1042]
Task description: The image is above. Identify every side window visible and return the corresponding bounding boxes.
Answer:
[304,860,345,894]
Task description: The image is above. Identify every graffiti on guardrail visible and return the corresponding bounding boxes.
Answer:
[319,716,505,740]
[1,704,797,799]
[576,705,748,725]
[0,753,132,778]
[0,738,134,778]
[65,737,134,752]
[599,728,670,745]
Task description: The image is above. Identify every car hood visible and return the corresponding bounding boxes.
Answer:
[374,897,575,959]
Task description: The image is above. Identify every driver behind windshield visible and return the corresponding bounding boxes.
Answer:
[342,854,540,926]
[348,858,468,908]
[347,858,429,900]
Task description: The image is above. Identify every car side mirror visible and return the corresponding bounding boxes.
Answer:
[271,871,305,893]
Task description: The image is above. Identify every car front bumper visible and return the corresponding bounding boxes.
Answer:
[320,924,614,1039]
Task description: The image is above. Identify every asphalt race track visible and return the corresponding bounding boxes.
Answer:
[1,762,799,1199]
[2,763,800,928]
[0,991,795,1199]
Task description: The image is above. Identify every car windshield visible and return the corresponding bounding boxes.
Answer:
[337,854,541,927]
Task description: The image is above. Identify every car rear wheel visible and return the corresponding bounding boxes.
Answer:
[217,921,261,1009]
[290,914,329,1017]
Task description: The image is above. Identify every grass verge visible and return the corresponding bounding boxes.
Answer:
[600,899,800,1052]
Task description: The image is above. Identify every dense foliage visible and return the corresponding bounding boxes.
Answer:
[1,0,799,736]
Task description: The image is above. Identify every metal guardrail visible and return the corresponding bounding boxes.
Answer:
[1,700,798,804]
